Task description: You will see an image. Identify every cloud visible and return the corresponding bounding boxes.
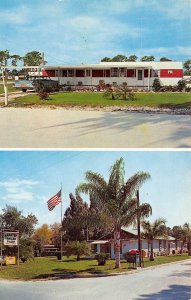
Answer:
[134,46,191,60]
[154,0,191,20]
[0,179,39,204]
[0,5,30,25]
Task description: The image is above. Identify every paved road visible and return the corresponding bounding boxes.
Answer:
[0,259,191,300]
[0,108,191,148]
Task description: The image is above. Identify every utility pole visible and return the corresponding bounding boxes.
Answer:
[136,190,142,267]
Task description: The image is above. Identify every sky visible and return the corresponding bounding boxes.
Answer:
[0,150,190,228]
[0,0,191,65]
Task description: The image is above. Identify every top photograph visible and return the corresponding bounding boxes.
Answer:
[0,0,191,148]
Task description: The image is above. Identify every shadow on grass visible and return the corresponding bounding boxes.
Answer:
[33,267,115,280]
[135,284,191,300]
[159,101,191,109]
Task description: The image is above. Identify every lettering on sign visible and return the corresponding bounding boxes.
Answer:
[3,232,18,246]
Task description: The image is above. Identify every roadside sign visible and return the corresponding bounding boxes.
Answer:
[5,256,16,265]
[3,232,19,246]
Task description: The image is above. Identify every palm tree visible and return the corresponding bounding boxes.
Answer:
[76,157,152,268]
[183,223,191,256]
[104,84,135,101]
[141,218,167,261]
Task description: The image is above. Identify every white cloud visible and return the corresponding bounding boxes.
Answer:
[134,46,191,59]
[0,179,39,189]
[0,5,30,25]
[2,190,33,203]
[149,0,191,20]
[0,179,39,204]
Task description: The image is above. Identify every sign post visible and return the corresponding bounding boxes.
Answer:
[0,229,19,269]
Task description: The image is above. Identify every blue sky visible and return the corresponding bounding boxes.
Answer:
[0,150,190,228]
[0,0,190,64]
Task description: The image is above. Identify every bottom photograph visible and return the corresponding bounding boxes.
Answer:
[0,150,191,300]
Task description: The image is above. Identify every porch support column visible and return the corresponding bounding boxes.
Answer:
[148,66,150,91]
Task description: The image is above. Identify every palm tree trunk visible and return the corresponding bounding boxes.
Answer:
[114,229,121,268]
[150,240,154,261]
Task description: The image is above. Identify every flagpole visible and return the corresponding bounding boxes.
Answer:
[60,184,63,261]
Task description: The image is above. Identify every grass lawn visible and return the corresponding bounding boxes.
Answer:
[9,91,191,109]
[0,83,18,94]
[0,254,190,281]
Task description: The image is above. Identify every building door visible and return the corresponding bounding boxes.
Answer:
[137,69,143,88]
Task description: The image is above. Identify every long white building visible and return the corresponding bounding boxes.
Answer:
[42,61,183,90]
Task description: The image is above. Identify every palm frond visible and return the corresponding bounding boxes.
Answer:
[120,172,151,202]
[108,157,125,200]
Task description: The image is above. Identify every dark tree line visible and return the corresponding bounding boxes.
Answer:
[101,54,191,75]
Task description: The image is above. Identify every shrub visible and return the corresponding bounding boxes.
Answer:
[177,80,186,92]
[95,253,109,266]
[38,91,49,100]
[65,241,91,261]
[153,78,162,92]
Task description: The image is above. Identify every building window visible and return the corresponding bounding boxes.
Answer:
[168,70,173,74]
[78,81,83,86]
[62,70,67,77]
[85,69,91,77]
[119,68,126,77]
[55,70,62,77]
[68,69,74,77]
[111,68,118,77]
[138,70,143,80]
[152,70,159,77]
[127,69,135,77]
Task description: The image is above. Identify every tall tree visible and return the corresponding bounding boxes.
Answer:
[141,56,155,62]
[160,57,172,61]
[0,50,10,66]
[111,54,128,62]
[10,54,22,66]
[50,222,62,249]
[0,205,38,260]
[183,59,191,75]
[141,218,167,261]
[33,224,53,255]
[101,57,112,62]
[23,51,46,66]
[127,55,138,62]
[76,157,152,268]
[171,225,185,251]
[183,223,191,256]
[63,193,89,241]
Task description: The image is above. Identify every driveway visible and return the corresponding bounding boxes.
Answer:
[0,107,191,148]
[0,259,191,300]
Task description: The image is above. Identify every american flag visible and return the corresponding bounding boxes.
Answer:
[47,190,62,211]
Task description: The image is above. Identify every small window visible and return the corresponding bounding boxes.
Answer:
[55,70,62,77]
[138,70,143,80]
[168,70,173,74]
[152,70,159,77]
[111,68,118,77]
[68,69,74,77]
[85,69,91,77]
[119,68,126,77]
[78,81,83,86]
